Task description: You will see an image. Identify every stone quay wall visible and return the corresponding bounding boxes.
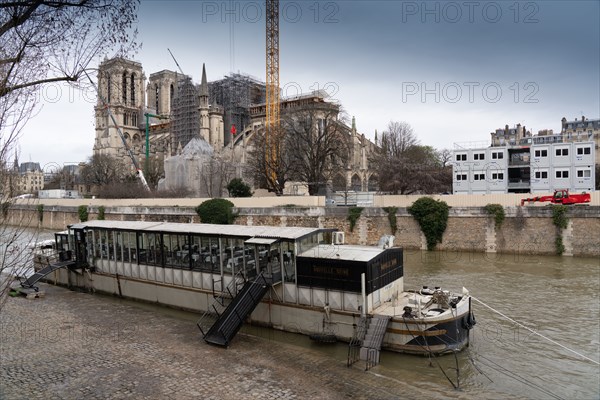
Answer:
[6,202,600,257]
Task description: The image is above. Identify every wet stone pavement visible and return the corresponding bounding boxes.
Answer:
[0,283,433,400]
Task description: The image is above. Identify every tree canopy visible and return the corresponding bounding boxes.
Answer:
[370,121,451,194]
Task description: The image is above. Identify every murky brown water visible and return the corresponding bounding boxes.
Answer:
[242,250,600,399]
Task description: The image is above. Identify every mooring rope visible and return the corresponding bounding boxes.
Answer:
[471,296,599,366]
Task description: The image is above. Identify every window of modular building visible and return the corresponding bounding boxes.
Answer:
[577,147,591,155]
[455,174,467,181]
[456,154,467,161]
[474,153,485,160]
[535,171,548,179]
[473,173,485,180]
[492,173,504,180]
[555,170,569,179]
[577,169,591,178]
[492,152,504,159]
[534,149,548,157]
[555,148,568,156]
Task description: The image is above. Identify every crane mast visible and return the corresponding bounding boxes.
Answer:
[266,0,281,193]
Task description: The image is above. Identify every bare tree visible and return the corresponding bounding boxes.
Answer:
[247,127,294,196]
[438,148,452,167]
[248,106,350,196]
[0,0,139,308]
[283,106,350,196]
[80,153,128,187]
[0,0,139,99]
[200,155,235,198]
[144,155,164,191]
[371,122,449,194]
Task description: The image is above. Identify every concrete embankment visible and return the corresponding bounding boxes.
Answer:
[5,196,600,257]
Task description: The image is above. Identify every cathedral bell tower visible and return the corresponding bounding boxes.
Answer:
[94,58,146,159]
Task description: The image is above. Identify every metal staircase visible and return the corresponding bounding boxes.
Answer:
[361,315,391,370]
[20,260,76,290]
[200,272,270,347]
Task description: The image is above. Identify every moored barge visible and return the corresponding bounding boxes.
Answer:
[31,220,475,361]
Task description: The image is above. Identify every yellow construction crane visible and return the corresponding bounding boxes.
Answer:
[265,0,281,193]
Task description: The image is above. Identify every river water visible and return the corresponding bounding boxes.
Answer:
[243,250,600,399]
[8,229,599,399]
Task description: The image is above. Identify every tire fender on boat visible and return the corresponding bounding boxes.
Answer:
[462,313,476,330]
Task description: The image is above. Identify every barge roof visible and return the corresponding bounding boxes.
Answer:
[298,244,387,262]
[71,220,326,240]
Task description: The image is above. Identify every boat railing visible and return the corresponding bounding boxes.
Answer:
[365,348,378,371]
[347,316,368,367]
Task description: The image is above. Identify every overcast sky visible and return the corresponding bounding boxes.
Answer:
[17,0,600,170]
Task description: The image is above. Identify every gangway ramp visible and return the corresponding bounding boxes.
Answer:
[203,273,270,347]
[21,260,76,289]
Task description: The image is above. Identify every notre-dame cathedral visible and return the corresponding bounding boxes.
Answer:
[93,57,378,195]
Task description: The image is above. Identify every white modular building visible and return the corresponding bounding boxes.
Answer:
[452,141,595,194]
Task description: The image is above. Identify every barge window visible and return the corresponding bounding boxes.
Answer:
[122,232,135,262]
[193,235,219,273]
[99,230,108,260]
[115,231,123,262]
[164,233,190,269]
[282,241,295,283]
[138,232,162,266]
[299,233,319,253]
[91,230,100,259]
[225,238,246,276]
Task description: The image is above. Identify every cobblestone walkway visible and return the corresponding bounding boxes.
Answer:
[0,284,447,399]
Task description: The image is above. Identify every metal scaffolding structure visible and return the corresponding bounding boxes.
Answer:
[170,75,200,151]
[209,73,265,146]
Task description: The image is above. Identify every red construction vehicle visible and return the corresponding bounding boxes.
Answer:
[520,189,591,206]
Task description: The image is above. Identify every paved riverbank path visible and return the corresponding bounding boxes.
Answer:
[0,283,435,400]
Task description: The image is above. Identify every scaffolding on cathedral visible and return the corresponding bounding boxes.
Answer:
[170,75,200,151]
[209,73,266,145]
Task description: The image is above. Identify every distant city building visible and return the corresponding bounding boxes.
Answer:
[560,116,600,164]
[454,118,596,194]
[15,160,44,195]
